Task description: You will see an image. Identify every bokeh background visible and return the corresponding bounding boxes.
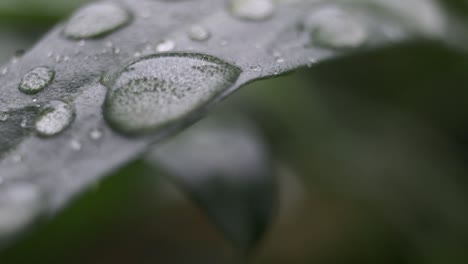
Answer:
[1,1,468,263]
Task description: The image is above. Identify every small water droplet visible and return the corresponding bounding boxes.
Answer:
[35,100,75,137]
[78,40,86,47]
[20,118,28,128]
[19,67,55,95]
[276,58,285,63]
[305,7,368,49]
[250,65,263,72]
[187,25,211,41]
[156,39,176,52]
[1,68,8,75]
[64,2,131,39]
[103,53,242,135]
[70,139,82,151]
[0,112,8,122]
[229,0,275,21]
[89,128,103,140]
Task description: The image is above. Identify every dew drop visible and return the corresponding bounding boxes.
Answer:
[156,39,176,52]
[187,25,211,42]
[18,67,55,95]
[103,53,242,135]
[305,7,368,49]
[89,128,103,140]
[0,112,8,122]
[70,139,82,151]
[250,64,263,72]
[229,0,275,21]
[35,100,75,137]
[63,2,131,39]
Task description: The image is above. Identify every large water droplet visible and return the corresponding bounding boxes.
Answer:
[103,53,242,135]
[18,67,55,95]
[35,100,75,137]
[63,2,131,39]
[305,7,368,49]
[187,25,211,42]
[229,0,275,21]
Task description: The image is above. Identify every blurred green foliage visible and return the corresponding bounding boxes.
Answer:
[1,1,468,264]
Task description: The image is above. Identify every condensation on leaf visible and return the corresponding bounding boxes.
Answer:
[102,53,242,135]
[35,100,75,137]
[63,2,131,39]
[18,67,55,95]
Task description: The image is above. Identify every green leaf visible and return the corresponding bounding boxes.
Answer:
[0,0,449,246]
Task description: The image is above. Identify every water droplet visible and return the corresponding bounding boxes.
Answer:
[35,100,75,137]
[0,112,8,122]
[18,67,55,95]
[20,118,28,128]
[305,7,368,49]
[1,68,8,75]
[70,139,82,151]
[229,0,275,21]
[89,128,103,141]
[187,25,211,41]
[156,39,176,52]
[64,2,131,39]
[103,53,242,135]
[0,183,42,236]
[250,65,263,72]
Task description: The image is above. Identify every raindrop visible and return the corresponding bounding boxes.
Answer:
[1,68,8,75]
[70,139,82,151]
[18,67,55,95]
[35,100,75,137]
[63,2,131,39]
[103,53,242,135]
[229,0,275,21]
[20,118,28,128]
[304,7,368,49]
[89,128,103,141]
[187,25,211,41]
[156,39,176,52]
[0,112,8,122]
[250,65,263,72]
